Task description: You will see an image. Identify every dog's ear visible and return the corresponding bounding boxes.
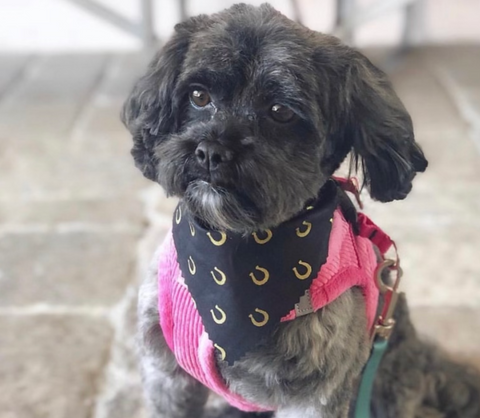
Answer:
[121,16,210,181]
[324,45,428,202]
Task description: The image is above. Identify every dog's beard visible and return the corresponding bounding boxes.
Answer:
[184,180,260,232]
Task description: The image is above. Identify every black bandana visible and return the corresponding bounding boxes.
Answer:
[172,180,339,365]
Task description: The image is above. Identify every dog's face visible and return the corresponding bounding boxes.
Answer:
[122,4,427,233]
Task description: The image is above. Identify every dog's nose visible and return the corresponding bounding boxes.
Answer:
[195,141,233,170]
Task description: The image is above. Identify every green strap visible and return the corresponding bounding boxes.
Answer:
[354,339,389,418]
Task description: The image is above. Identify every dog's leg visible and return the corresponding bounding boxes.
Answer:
[275,400,349,418]
[138,254,209,418]
[276,407,317,418]
[274,384,352,418]
[276,407,325,418]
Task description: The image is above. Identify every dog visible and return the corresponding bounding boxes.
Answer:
[121,4,480,418]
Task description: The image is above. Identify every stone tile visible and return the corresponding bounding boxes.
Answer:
[0,55,108,139]
[0,315,113,418]
[381,224,480,308]
[420,45,480,89]
[97,53,152,101]
[6,54,108,104]
[71,54,152,157]
[0,54,151,199]
[360,153,480,229]
[361,48,468,139]
[0,231,140,307]
[417,133,480,183]
[94,286,145,418]
[353,179,480,311]
[0,103,83,139]
[0,55,30,97]
[388,51,467,138]
[466,92,480,117]
[0,145,149,199]
[72,104,132,156]
[411,307,480,371]
[0,197,145,226]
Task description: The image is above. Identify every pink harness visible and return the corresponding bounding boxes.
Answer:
[157,192,393,412]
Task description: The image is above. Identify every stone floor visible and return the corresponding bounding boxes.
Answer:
[0,46,479,418]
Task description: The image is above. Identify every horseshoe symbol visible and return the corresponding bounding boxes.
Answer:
[214,344,226,361]
[189,222,196,236]
[252,229,273,244]
[207,231,227,246]
[187,256,196,275]
[210,267,226,285]
[210,305,227,324]
[249,308,269,327]
[175,207,182,224]
[292,260,312,280]
[249,266,270,286]
[296,221,312,238]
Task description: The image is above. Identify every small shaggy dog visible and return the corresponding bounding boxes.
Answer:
[122,4,480,418]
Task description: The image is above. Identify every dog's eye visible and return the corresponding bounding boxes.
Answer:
[190,89,211,108]
[270,104,295,123]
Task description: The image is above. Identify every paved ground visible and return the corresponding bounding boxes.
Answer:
[0,46,479,418]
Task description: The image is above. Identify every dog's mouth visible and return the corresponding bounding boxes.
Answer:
[183,180,261,232]
[183,167,234,190]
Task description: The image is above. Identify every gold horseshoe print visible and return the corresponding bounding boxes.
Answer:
[175,207,182,224]
[296,221,312,238]
[187,256,196,275]
[207,231,227,246]
[214,344,226,361]
[249,266,270,286]
[252,229,273,244]
[292,260,312,280]
[210,267,226,285]
[249,308,269,327]
[210,305,227,324]
[189,221,196,236]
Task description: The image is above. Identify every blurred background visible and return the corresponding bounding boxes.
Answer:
[0,1,479,417]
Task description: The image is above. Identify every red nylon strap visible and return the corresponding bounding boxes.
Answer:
[332,176,364,209]
[357,213,393,256]
[333,176,394,257]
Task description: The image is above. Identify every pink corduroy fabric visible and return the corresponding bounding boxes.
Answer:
[157,209,388,412]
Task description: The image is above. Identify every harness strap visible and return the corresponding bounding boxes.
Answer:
[332,177,401,418]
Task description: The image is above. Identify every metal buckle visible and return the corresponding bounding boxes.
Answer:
[370,259,403,343]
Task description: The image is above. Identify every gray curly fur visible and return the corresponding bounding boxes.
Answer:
[125,4,480,418]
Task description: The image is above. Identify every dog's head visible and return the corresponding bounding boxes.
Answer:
[122,4,427,233]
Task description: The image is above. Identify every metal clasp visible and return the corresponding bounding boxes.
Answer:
[370,259,403,342]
